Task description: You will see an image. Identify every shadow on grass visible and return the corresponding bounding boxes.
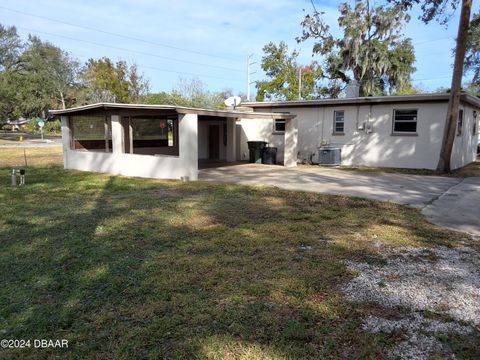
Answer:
[0,166,471,359]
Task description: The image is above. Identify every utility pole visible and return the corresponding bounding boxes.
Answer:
[298,68,302,100]
[246,54,256,101]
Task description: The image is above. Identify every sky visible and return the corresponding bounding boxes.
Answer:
[0,0,473,98]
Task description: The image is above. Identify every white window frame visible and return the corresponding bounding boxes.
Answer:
[457,109,464,136]
[392,109,418,135]
[333,110,345,135]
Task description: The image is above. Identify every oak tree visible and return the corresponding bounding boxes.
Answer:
[298,1,416,97]
[256,41,323,101]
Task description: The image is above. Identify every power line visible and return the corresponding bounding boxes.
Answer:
[14,25,242,73]
[70,52,240,82]
[0,5,240,62]
[411,75,452,81]
[412,37,454,46]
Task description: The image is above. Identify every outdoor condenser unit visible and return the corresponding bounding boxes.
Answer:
[318,147,341,165]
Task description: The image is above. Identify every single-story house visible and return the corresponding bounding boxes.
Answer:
[244,93,480,170]
[49,103,298,181]
[4,118,29,131]
[50,93,480,181]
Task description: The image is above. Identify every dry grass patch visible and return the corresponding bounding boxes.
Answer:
[0,147,63,167]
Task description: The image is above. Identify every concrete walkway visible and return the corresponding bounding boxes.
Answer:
[422,177,480,237]
[199,164,461,208]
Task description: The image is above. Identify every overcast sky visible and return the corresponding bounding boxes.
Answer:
[0,0,471,97]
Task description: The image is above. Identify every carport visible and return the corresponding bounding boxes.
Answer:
[50,103,297,181]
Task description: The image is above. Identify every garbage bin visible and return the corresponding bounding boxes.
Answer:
[261,147,277,165]
[247,141,267,163]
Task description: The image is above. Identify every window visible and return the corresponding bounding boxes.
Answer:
[393,109,417,134]
[70,115,111,151]
[457,109,463,136]
[126,116,178,156]
[333,110,345,134]
[273,119,285,133]
[473,111,478,135]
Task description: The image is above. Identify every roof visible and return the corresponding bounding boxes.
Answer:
[49,103,295,120]
[244,93,480,109]
[7,118,29,125]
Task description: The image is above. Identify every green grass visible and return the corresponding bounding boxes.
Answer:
[305,160,480,178]
[0,148,477,359]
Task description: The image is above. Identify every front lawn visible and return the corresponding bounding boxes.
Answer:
[0,148,478,359]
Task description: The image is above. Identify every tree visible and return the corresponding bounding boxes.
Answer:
[174,77,225,109]
[127,63,150,103]
[465,12,479,86]
[255,41,323,101]
[392,83,427,95]
[80,57,149,103]
[9,35,79,118]
[391,0,473,172]
[298,1,416,97]
[144,91,187,106]
[144,78,228,109]
[0,24,22,119]
[0,24,22,71]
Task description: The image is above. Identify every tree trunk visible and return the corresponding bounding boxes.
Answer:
[60,91,66,110]
[437,0,472,172]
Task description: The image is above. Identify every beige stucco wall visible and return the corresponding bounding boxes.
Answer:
[61,113,199,180]
[253,101,479,170]
[237,118,285,163]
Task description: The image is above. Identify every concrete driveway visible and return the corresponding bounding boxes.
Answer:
[199,164,461,208]
[422,177,480,237]
[200,164,480,236]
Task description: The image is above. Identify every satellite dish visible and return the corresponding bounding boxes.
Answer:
[224,96,242,109]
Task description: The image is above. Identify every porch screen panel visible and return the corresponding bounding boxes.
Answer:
[71,115,111,151]
[130,117,178,155]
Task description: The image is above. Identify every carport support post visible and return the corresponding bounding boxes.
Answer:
[111,115,123,154]
[60,115,70,169]
[226,118,237,162]
[284,118,298,167]
[179,113,198,180]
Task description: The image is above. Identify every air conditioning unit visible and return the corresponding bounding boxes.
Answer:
[365,123,373,134]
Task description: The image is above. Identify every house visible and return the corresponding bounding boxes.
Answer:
[5,118,29,131]
[50,93,480,181]
[243,93,480,170]
[49,103,298,181]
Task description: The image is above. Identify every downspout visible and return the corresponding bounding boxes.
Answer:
[312,107,326,165]
[355,104,360,130]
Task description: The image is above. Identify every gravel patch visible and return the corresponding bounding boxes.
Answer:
[364,313,472,360]
[342,245,480,359]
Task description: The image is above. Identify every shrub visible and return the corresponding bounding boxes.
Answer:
[24,119,39,134]
[44,120,61,133]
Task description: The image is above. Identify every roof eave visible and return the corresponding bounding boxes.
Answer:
[49,103,295,119]
[243,93,480,109]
